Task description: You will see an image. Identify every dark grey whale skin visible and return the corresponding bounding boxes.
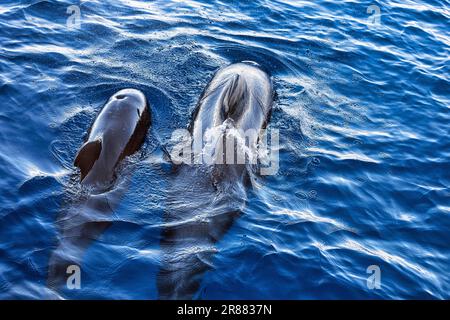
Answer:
[158,62,273,299]
[47,89,151,292]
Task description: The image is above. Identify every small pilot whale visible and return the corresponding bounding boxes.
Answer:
[48,89,151,292]
[75,88,151,188]
[158,62,273,299]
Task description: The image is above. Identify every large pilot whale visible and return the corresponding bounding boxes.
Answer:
[48,89,151,291]
[158,62,273,299]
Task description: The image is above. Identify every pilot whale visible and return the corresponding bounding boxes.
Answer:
[158,62,273,299]
[48,88,151,291]
[75,88,151,188]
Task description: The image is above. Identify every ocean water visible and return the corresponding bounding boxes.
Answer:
[0,0,449,299]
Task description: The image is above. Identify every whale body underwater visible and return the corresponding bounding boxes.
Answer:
[47,62,273,298]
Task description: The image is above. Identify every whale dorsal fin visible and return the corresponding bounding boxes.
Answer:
[74,140,102,181]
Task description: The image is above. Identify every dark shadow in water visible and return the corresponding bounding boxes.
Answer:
[157,163,247,299]
[47,177,129,292]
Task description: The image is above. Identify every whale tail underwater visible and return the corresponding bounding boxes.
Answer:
[47,89,151,292]
[158,62,273,299]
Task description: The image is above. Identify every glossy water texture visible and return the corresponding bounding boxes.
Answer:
[0,0,449,299]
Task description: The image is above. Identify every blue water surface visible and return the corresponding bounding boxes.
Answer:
[0,0,449,299]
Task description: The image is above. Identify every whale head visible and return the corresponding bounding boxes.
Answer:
[74,89,150,189]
